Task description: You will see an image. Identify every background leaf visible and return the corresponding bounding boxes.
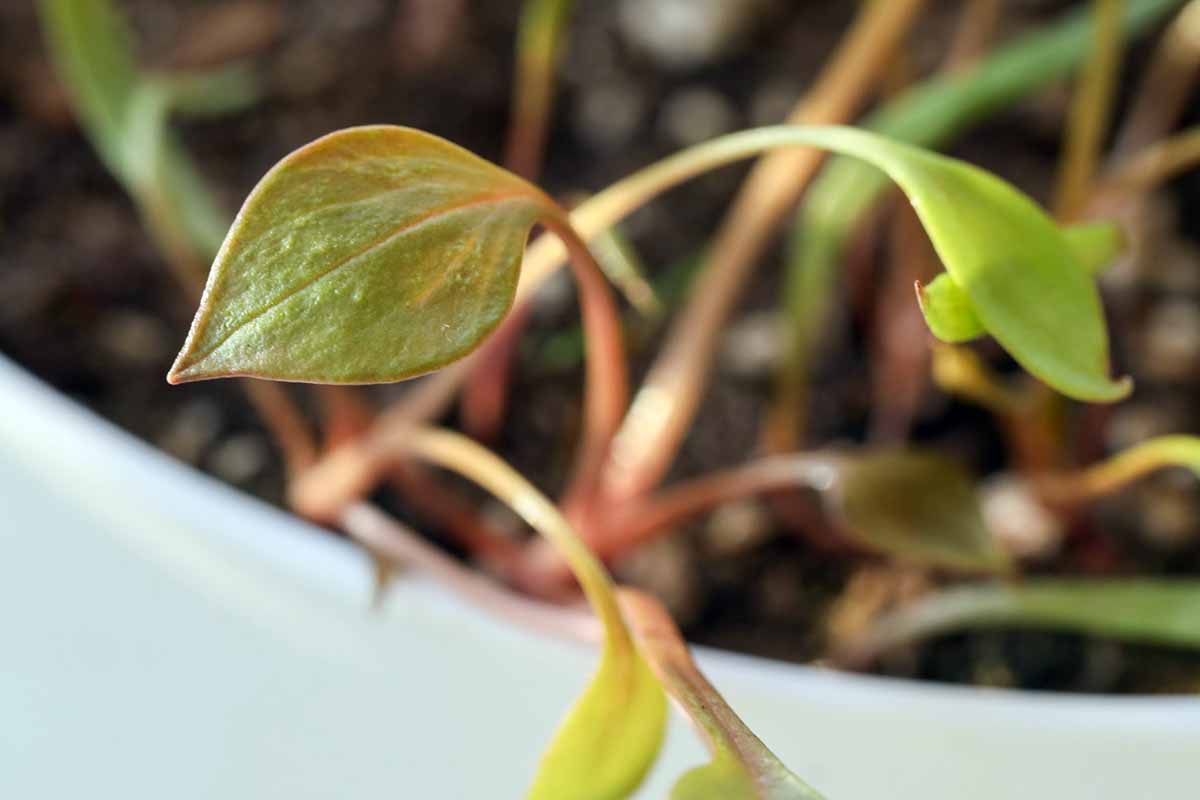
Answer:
[830,450,1010,573]
[169,126,552,384]
[855,579,1200,662]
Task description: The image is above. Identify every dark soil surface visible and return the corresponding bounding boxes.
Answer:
[4,0,1200,693]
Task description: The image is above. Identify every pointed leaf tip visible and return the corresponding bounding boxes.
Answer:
[169,125,552,385]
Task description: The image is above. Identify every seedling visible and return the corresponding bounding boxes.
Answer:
[160,105,1167,793]
[38,1,1200,797]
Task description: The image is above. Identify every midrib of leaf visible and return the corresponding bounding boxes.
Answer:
[186,190,528,367]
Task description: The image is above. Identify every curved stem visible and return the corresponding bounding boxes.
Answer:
[599,0,928,502]
[1040,434,1200,503]
[340,500,598,642]
[295,425,631,647]
[1098,127,1200,197]
[539,216,629,514]
[589,455,837,560]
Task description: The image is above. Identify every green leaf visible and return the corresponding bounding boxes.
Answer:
[915,273,985,344]
[857,579,1200,660]
[841,134,1130,403]
[168,126,555,384]
[393,428,667,800]
[1062,220,1125,275]
[829,450,1010,573]
[37,0,140,183]
[778,1,1178,427]
[38,0,234,272]
[528,638,667,800]
[915,220,1126,345]
[618,591,825,800]
[148,63,261,119]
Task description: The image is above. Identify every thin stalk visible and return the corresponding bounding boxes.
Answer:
[1053,0,1126,221]
[590,455,836,560]
[1040,434,1200,503]
[1098,127,1200,196]
[943,0,1003,70]
[770,0,1182,451]
[294,426,631,644]
[339,501,597,642]
[460,0,575,440]
[601,0,928,503]
[504,0,574,179]
[1110,0,1200,158]
[540,216,630,514]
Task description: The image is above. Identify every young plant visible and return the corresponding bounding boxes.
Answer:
[165,101,1159,792]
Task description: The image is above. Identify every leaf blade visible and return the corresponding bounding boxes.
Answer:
[856,579,1200,662]
[169,126,547,384]
[832,450,1010,574]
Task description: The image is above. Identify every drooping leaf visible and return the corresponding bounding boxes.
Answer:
[168,126,558,384]
[619,591,825,800]
[828,450,1010,573]
[915,220,1126,346]
[827,131,1130,402]
[776,1,1180,437]
[855,579,1200,663]
[528,636,667,800]
[390,428,666,800]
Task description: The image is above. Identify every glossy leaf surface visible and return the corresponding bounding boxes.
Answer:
[619,591,824,800]
[170,126,552,384]
[830,450,1009,573]
[859,579,1200,659]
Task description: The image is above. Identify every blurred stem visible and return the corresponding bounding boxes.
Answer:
[1098,127,1200,196]
[340,500,597,640]
[504,0,574,179]
[293,425,630,638]
[460,0,575,440]
[1040,434,1200,503]
[540,215,630,517]
[1053,0,1125,221]
[602,0,928,503]
[929,343,1026,417]
[1110,0,1200,158]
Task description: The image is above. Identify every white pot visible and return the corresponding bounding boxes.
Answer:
[1,353,1195,799]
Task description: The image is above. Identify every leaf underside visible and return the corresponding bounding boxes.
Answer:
[169,126,545,384]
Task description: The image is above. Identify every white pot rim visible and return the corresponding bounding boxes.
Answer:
[3,352,1198,798]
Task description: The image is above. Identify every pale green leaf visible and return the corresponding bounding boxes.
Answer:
[37,0,140,182]
[915,220,1126,345]
[830,450,1010,573]
[528,640,667,800]
[844,135,1130,403]
[779,0,1177,431]
[618,591,824,800]
[915,273,985,344]
[857,579,1200,661]
[1062,220,1125,275]
[169,126,553,384]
